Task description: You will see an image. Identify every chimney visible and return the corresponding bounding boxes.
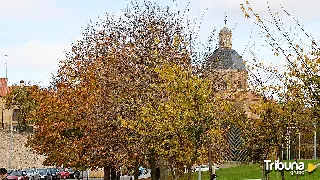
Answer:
[20,80,25,87]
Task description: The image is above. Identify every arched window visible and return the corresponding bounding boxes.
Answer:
[217,81,227,91]
[238,80,242,89]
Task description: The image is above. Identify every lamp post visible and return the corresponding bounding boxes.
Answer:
[198,166,201,180]
[298,132,301,160]
[4,55,8,79]
[8,93,17,169]
[314,123,317,159]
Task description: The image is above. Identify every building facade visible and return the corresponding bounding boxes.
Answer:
[202,23,249,162]
[0,78,25,130]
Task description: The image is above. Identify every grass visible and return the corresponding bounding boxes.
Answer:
[177,160,320,180]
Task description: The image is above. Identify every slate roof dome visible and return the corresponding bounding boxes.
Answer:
[203,21,246,71]
[220,27,232,33]
[205,48,246,71]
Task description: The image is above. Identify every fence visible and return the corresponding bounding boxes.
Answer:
[282,128,320,160]
[83,169,104,178]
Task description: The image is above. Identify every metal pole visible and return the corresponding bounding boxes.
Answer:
[9,106,13,168]
[314,132,317,159]
[87,170,89,180]
[198,166,201,180]
[287,141,289,160]
[281,144,283,160]
[9,94,16,169]
[288,131,291,160]
[298,132,301,160]
[286,128,289,160]
[314,123,317,159]
[4,55,8,79]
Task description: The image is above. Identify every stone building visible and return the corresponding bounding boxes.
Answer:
[0,78,16,130]
[202,23,247,92]
[201,20,259,162]
[0,78,45,169]
[0,79,28,130]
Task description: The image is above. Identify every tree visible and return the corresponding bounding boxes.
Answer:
[4,84,38,131]
[27,1,214,179]
[235,1,319,179]
[126,62,232,180]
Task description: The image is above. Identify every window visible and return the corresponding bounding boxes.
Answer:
[238,80,243,89]
[217,82,227,91]
[13,109,19,122]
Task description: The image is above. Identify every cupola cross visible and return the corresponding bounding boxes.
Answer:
[224,12,227,26]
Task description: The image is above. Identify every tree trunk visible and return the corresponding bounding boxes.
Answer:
[187,165,192,180]
[159,156,167,180]
[134,163,139,180]
[111,167,116,180]
[278,146,285,180]
[149,149,157,180]
[206,135,213,179]
[170,164,175,180]
[156,167,160,180]
[103,165,111,180]
[116,171,120,180]
[261,162,264,180]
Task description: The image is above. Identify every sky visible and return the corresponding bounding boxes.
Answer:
[0,0,319,86]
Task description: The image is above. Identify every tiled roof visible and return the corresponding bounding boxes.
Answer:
[0,78,8,97]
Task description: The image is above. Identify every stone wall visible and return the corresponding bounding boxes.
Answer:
[0,130,47,169]
[1,96,20,130]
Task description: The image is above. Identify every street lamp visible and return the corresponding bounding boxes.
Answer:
[198,166,201,180]
[314,123,317,160]
[8,93,17,168]
[298,132,301,160]
[4,55,8,79]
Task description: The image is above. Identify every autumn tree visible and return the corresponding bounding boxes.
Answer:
[233,1,320,179]
[124,62,231,180]
[4,83,38,131]
[27,1,220,180]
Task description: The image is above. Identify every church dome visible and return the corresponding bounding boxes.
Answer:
[204,48,246,71]
[220,27,232,33]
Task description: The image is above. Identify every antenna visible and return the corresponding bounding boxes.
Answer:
[224,12,227,26]
[4,55,8,79]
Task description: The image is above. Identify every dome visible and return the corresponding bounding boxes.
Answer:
[204,48,246,71]
[220,27,232,33]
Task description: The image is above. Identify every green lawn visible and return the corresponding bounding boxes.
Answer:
[178,160,320,180]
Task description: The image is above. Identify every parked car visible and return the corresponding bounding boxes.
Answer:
[37,169,51,180]
[7,169,14,175]
[194,165,210,172]
[58,169,69,180]
[73,170,80,180]
[24,168,40,180]
[47,168,60,180]
[67,168,74,179]
[7,170,29,180]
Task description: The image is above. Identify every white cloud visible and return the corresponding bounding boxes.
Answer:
[0,0,64,19]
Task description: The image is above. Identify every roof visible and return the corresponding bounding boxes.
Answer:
[204,48,246,71]
[0,78,8,97]
[220,27,232,33]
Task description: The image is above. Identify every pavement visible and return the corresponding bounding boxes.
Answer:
[76,177,147,180]
[78,169,151,180]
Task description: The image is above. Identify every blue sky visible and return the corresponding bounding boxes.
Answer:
[0,0,319,86]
